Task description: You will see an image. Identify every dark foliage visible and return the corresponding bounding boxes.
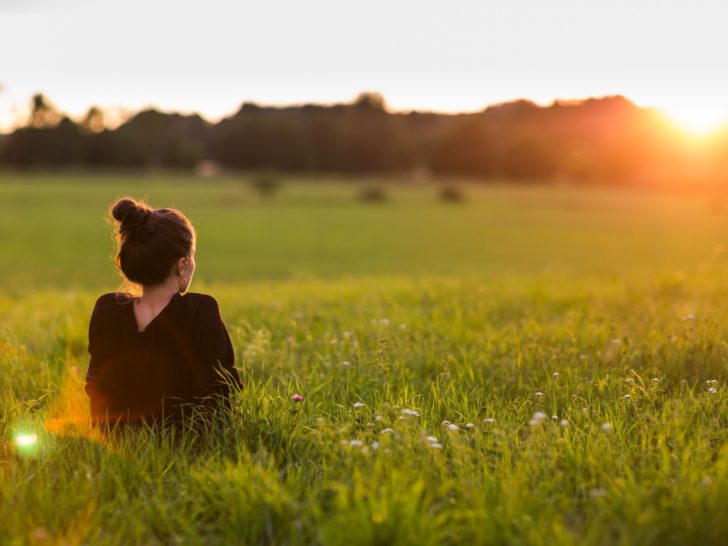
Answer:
[2,92,727,185]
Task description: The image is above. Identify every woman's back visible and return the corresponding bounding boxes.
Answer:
[86,290,240,427]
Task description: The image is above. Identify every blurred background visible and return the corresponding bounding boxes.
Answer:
[2,0,728,291]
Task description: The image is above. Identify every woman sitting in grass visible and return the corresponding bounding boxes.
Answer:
[85,197,241,431]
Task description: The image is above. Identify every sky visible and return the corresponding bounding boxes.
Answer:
[1,0,727,133]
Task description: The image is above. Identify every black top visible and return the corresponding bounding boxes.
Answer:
[85,291,241,427]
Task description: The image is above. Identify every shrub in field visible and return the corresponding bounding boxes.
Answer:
[438,184,465,203]
[249,171,282,200]
[358,185,388,203]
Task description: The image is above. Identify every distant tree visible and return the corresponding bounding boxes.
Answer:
[81,106,105,134]
[29,93,60,128]
[354,92,387,112]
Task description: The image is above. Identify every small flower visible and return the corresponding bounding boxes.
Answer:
[464,423,476,430]
[623,394,631,399]
[483,418,495,424]
[551,415,558,420]
[374,415,383,422]
[340,361,352,367]
[601,422,613,432]
[292,393,303,402]
[379,318,390,326]
[400,408,419,417]
[447,423,459,431]
[529,411,548,426]
[560,419,569,427]
[652,377,660,383]
[708,387,718,394]
[552,372,559,378]
[371,441,380,450]
[429,442,443,449]
[534,391,544,398]
[381,428,394,434]
[441,420,451,426]
[349,439,364,447]
[399,323,407,330]
[425,435,439,443]
[707,379,719,385]
[353,402,365,409]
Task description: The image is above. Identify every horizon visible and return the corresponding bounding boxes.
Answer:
[2,0,728,135]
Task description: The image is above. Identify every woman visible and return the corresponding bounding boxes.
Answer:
[85,197,241,431]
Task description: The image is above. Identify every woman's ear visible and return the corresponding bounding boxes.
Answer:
[177,257,187,276]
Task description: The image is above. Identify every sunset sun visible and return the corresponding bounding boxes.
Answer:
[661,101,728,138]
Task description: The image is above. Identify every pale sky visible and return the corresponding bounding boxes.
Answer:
[1,0,727,133]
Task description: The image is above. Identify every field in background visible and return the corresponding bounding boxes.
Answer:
[2,172,728,290]
[2,174,728,545]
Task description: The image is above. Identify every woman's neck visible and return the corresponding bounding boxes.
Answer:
[139,280,178,306]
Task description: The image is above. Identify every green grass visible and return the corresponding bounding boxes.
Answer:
[2,173,728,545]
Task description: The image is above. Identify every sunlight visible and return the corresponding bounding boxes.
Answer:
[661,103,728,139]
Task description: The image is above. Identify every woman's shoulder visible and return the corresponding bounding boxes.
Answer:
[178,292,221,314]
[93,292,133,312]
[89,292,133,331]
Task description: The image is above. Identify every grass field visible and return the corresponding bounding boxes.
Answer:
[2,173,728,545]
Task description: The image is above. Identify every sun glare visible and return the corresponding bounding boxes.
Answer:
[662,104,728,139]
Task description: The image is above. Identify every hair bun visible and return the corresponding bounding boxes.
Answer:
[111,198,150,226]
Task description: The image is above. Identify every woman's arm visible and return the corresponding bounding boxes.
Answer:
[195,297,242,407]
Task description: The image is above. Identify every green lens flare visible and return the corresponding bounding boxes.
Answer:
[14,433,38,448]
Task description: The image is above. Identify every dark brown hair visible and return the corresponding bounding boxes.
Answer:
[110,197,196,287]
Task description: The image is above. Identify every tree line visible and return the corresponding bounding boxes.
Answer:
[2,92,727,185]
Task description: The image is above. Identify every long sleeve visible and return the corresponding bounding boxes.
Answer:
[194,297,241,406]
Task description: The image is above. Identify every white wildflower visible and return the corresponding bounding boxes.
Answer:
[353,402,365,409]
[708,387,718,394]
[483,418,495,424]
[430,442,443,449]
[381,428,394,434]
[400,408,419,417]
[349,439,364,447]
[534,391,544,397]
[371,441,380,450]
[426,436,439,443]
[447,423,459,431]
[623,394,631,399]
[560,419,569,427]
[601,422,613,432]
[340,361,352,367]
[464,423,476,430]
[552,372,559,378]
[441,420,451,426]
[379,318,390,326]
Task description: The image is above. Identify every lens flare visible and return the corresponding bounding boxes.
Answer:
[14,432,38,448]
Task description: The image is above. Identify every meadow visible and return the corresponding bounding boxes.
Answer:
[2,172,728,545]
